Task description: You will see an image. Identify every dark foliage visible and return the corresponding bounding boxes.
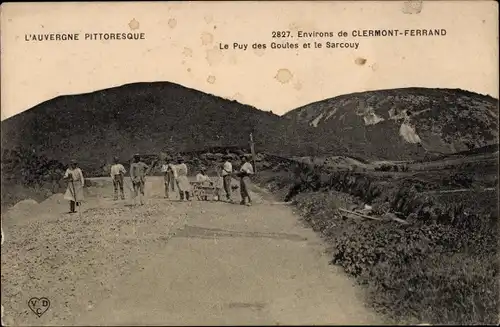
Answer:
[1,149,68,208]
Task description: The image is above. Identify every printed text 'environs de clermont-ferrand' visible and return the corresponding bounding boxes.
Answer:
[23,28,447,51]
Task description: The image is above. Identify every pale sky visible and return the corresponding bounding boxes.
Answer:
[1,1,498,121]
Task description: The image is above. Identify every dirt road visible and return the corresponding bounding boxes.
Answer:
[1,176,382,326]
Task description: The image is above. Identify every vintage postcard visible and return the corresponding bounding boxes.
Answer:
[1,1,498,326]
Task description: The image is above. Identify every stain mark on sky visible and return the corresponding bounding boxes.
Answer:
[275,69,293,84]
[204,15,214,24]
[207,75,216,84]
[183,47,193,57]
[168,18,177,28]
[402,0,423,14]
[205,46,224,66]
[129,19,140,30]
[355,57,367,66]
[201,32,214,45]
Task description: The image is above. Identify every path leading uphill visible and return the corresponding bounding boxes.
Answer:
[1,177,383,326]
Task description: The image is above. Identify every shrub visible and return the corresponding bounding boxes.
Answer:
[1,149,69,208]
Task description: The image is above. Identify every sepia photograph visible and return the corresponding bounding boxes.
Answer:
[1,1,498,325]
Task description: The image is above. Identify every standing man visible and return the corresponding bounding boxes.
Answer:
[63,159,85,213]
[175,157,191,201]
[221,155,233,202]
[238,154,254,206]
[130,154,150,205]
[161,157,177,199]
[110,156,126,200]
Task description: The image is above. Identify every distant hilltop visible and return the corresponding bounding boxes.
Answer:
[283,87,498,161]
[1,83,498,168]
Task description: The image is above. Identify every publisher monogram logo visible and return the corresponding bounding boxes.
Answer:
[28,297,50,317]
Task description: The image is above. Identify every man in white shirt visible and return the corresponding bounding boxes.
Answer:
[221,156,233,202]
[238,154,254,206]
[110,156,127,200]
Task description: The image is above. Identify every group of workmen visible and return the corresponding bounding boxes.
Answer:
[62,153,255,213]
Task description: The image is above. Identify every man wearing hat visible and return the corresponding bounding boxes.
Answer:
[110,156,126,200]
[130,154,150,205]
[237,154,254,206]
[221,155,233,202]
[63,159,85,213]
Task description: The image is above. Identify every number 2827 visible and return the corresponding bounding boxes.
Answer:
[272,31,291,38]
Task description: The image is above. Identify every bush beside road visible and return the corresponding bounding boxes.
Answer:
[253,158,499,325]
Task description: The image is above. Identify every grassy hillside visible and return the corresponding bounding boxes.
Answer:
[284,88,499,161]
[3,85,497,168]
[1,82,290,167]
